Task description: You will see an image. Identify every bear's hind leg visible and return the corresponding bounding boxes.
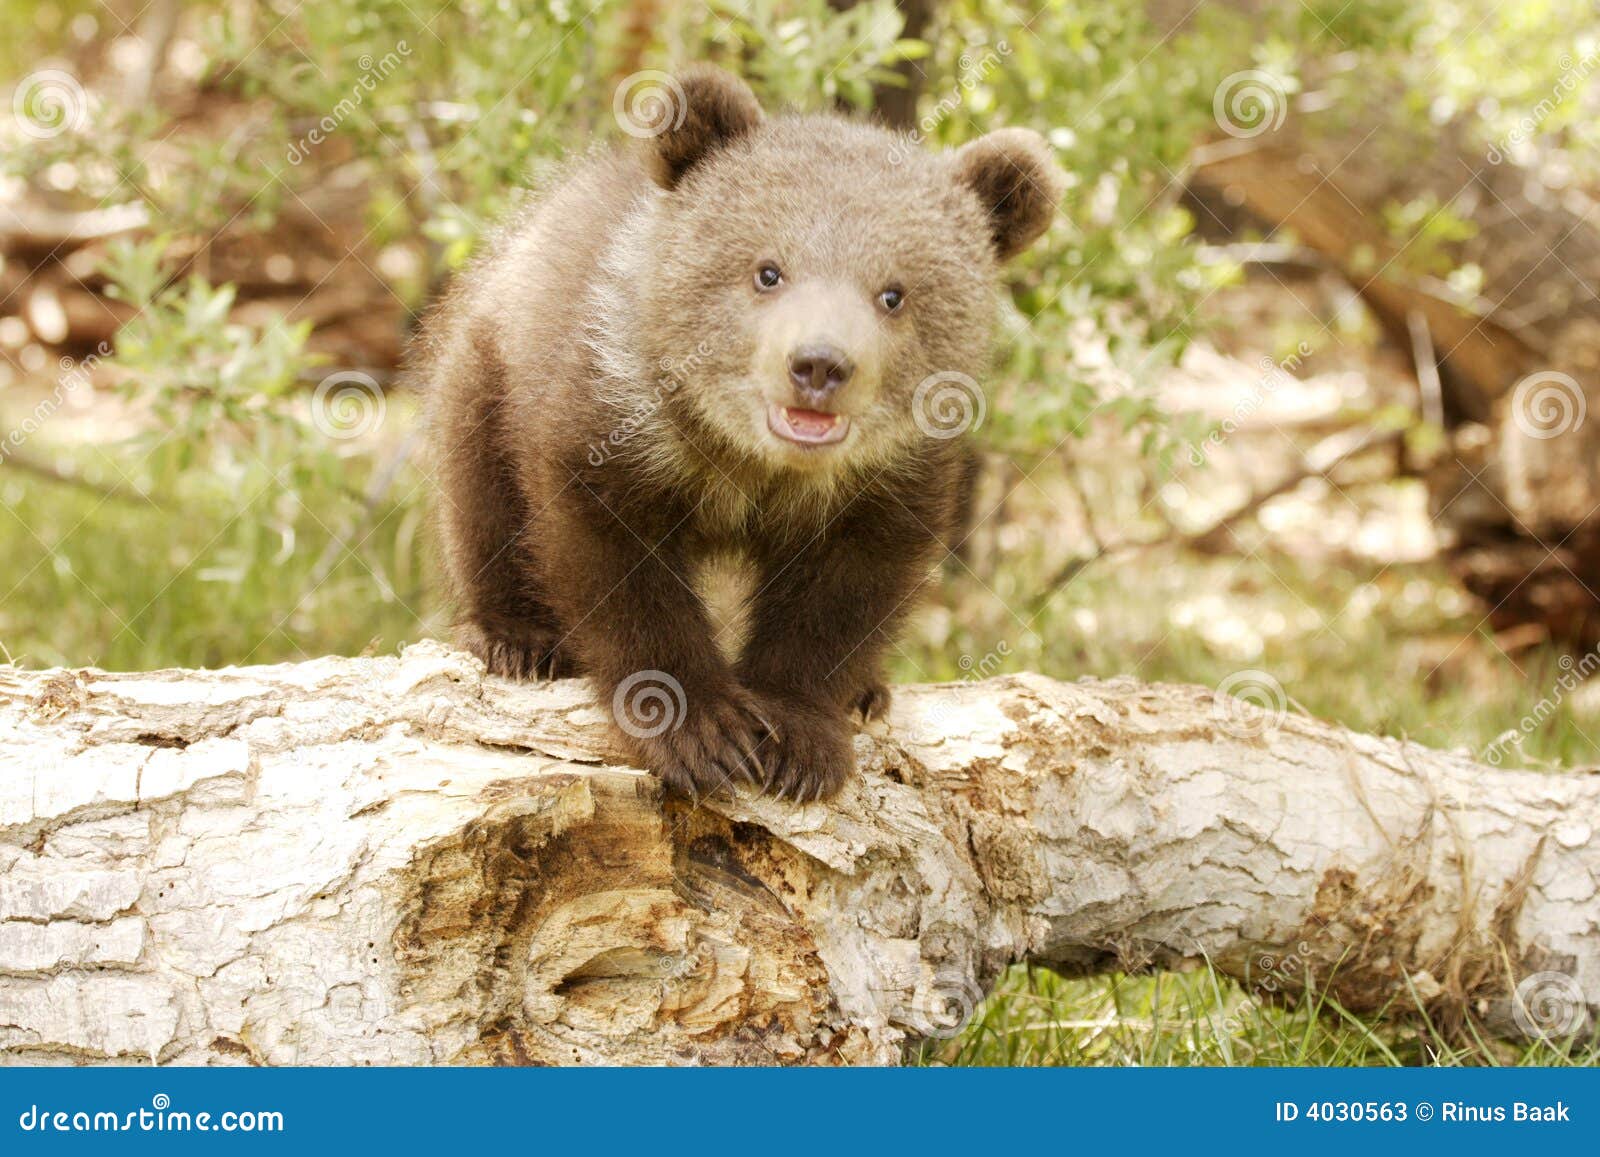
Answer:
[455,612,576,680]
[433,344,577,682]
[443,470,575,681]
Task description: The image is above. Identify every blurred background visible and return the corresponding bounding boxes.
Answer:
[2,0,1598,1064]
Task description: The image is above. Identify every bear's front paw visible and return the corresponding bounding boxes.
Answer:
[618,683,770,800]
[749,696,854,803]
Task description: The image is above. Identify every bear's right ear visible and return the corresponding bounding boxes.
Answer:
[644,66,763,190]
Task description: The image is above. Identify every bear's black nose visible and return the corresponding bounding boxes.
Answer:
[787,344,855,396]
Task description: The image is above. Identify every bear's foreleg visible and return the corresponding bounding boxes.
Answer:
[736,513,935,800]
[540,488,773,797]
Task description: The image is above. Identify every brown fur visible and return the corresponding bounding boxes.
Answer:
[416,67,1061,800]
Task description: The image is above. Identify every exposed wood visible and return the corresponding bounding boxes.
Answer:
[1,642,1595,1065]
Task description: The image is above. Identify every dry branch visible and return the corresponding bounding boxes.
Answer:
[1032,424,1406,609]
[1,642,1595,1065]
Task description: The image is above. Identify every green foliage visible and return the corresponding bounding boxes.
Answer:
[0,437,431,670]
[711,0,925,108]
[0,0,100,84]
[1381,194,1479,275]
[100,236,316,445]
[8,0,1481,467]
[0,233,420,673]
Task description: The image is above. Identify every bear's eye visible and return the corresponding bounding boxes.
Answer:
[755,263,783,291]
[878,286,905,313]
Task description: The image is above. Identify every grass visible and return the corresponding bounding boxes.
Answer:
[2,428,1596,1067]
[0,423,438,672]
[918,967,1599,1067]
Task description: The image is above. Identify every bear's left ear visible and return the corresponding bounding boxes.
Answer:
[952,128,1064,261]
[646,65,763,190]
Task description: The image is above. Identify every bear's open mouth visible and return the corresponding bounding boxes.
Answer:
[768,405,851,447]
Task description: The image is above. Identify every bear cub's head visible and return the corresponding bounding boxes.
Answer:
[612,65,1063,478]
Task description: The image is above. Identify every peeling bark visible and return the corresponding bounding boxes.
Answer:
[1,642,1595,1065]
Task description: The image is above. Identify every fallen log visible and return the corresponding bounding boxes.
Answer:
[0,641,1595,1065]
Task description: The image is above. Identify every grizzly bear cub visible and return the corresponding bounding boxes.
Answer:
[418,66,1061,801]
